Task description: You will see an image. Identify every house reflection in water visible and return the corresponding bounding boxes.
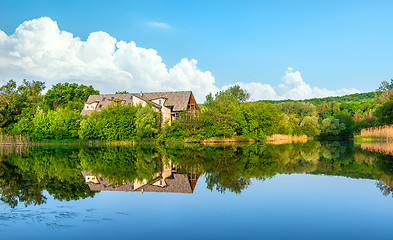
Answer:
[82,161,199,194]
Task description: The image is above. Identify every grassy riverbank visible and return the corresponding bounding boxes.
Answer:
[0,134,312,146]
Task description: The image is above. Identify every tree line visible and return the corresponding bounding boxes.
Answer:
[0,79,392,142]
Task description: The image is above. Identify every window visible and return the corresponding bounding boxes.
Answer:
[111,97,114,100]
[99,104,102,108]
[102,97,106,101]
[159,100,162,105]
[130,96,133,99]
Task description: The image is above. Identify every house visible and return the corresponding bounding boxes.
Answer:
[80,91,199,124]
[81,161,200,194]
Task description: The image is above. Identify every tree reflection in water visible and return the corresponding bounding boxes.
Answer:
[0,141,393,208]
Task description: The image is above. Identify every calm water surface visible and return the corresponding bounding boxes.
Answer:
[0,141,392,239]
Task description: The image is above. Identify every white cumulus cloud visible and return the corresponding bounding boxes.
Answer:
[0,17,215,101]
[222,68,360,101]
[0,17,360,103]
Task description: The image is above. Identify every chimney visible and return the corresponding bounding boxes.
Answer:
[140,91,143,97]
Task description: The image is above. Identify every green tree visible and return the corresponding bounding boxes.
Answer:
[216,84,250,103]
[135,106,158,139]
[203,93,237,138]
[27,107,81,140]
[376,79,393,104]
[235,102,279,140]
[97,103,138,140]
[275,102,317,119]
[374,98,393,126]
[43,82,99,111]
[276,113,302,135]
[336,113,355,136]
[201,85,254,139]
[320,118,345,137]
[300,116,320,137]
[115,90,129,94]
[0,79,45,129]
[377,79,393,92]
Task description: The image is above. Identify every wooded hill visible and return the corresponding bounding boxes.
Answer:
[262,91,377,105]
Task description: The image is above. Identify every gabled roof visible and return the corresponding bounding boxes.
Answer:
[85,93,142,104]
[81,171,196,194]
[81,93,163,115]
[132,91,194,112]
[83,91,198,114]
[133,174,194,193]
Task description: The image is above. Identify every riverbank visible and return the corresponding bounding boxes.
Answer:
[0,134,312,146]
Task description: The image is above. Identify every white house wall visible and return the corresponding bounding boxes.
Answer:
[151,98,166,106]
[132,96,147,107]
[84,102,98,110]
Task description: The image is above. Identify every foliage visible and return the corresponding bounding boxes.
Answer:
[80,145,160,184]
[336,113,355,136]
[320,118,345,137]
[1,79,391,141]
[43,82,99,111]
[377,79,393,92]
[300,116,320,137]
[135,106,158,139]
[115,90,129,94]
[0,79,45,129]
[235,102,279,140]
[215,84,250,103]
[2,141,393,208]
[374,98,393,126]
[80,104,158,141]
[163,111,205,141]
[275,102,317,119]
[0,146,96,208]
[264,92,377,105]
[27,107,81,140]
[203,93,237,138]
[95,103,138,140]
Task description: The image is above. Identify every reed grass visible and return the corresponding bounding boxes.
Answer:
[358,125,393,140]
[360,142,393,156]
[0,145,30,157]
[0,131,30,145]
[265,134,308,145]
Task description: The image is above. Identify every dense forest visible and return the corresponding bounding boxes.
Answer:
[0,79,393,142]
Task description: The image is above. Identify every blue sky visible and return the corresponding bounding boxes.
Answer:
[0,0,392,101]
